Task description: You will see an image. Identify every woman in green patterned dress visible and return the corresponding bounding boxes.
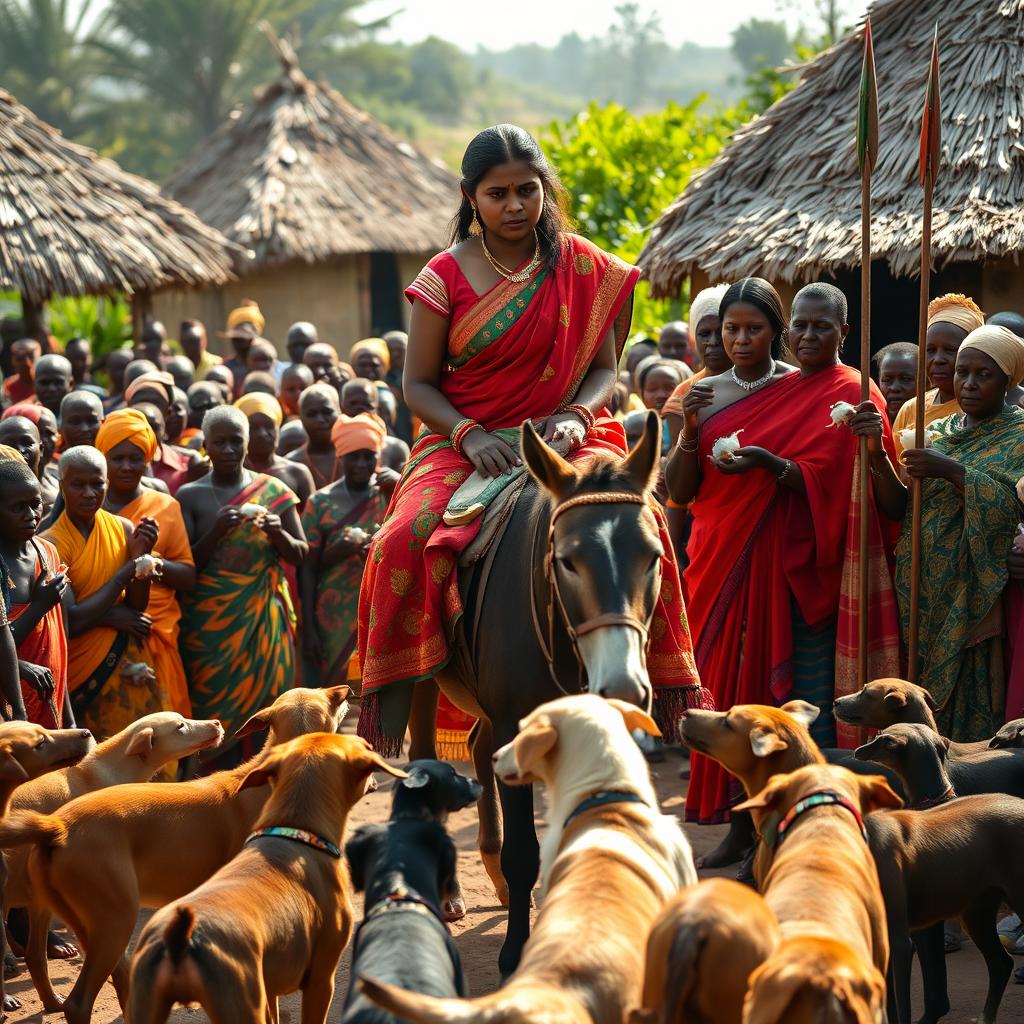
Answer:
[858,325,1024,740]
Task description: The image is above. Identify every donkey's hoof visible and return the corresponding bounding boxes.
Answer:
[443,897,467,922]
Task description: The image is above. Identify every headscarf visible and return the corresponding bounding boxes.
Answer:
[927,294,985,335]
[2,403,42,425]
[95,408,159,462]
[125,370,175,407]
[0,445,25,463]
[959,325,1024,388]
[350,338,391,372]
[225,302,265,335]
[331,413,387,457]
[688,284,730,340]
[235,392,284,427]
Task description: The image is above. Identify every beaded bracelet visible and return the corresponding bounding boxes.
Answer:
[450,418,482,455]
[564,403,596,433]
[677,433,699,453]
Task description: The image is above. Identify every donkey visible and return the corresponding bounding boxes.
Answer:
[426,411,669,975]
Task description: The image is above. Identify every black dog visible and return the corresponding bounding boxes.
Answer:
[341,760,482,1024]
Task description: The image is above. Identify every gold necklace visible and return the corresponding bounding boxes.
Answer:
[481,233,541,284]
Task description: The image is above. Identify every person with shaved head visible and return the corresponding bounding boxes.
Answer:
[59,391,104,450]
[32,354,73,421]
[3,339,40,405]
[287,383,341,488]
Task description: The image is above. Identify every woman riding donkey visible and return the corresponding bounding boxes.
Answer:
[357,124,702,758]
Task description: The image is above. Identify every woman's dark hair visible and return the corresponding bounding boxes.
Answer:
[719,278,788,359]
[450,124,571,269]
[872,341,917,370]
[793,282,849,325]
[635,355,686,394]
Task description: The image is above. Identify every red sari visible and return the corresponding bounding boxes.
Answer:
[684,365,901,823]
[357,235,700,753]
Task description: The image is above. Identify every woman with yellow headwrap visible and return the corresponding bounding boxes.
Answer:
[300,413,389,688]
[892,293,985,459]
[96,409,195,720]
[859,324,1024,740]
[349,338,390,381]
[237,393,314,510]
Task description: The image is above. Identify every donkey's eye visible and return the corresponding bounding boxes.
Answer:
[559,557,577,574]
[647,554,661,574]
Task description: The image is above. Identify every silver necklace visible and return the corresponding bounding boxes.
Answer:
[731,359,776,392]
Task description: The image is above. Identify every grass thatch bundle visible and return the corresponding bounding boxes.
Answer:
[640,0,1024,296]
[0,89,238,304]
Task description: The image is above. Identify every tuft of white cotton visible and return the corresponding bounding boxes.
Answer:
[827,401,857,428]
[710,430,744,462]
[134,554,162,579]
[898,428,938,452]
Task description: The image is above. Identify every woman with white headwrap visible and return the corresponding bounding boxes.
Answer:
[856,324,1024,740]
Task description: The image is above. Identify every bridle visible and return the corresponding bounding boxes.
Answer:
[529,490,660,695]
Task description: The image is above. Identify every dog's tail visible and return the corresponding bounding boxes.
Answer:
[359,977,483,1024]
[162,906,195,966]
[0,810,66,849]
[660,919,707,1024]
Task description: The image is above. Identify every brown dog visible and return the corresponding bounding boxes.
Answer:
[361,694,696,1024]
[630,878,780,1024]
[737,764,899,1024]
[128,732,403,1024]
[0,685,349,1023]
[0,721,93,1016]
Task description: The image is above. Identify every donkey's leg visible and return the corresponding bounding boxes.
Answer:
[408,679,439,761]
[497,776,538,979]
[471,718,507,907]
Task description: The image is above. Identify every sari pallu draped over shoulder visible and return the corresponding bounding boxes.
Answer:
[684,365,902,824]
[897,407,1024,741]
[357,235,701,754]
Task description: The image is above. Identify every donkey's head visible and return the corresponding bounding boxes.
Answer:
[522,411,663,710]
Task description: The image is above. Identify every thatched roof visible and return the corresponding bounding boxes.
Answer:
[164,36,459,268]
[640,0,1024,296]
[0,89,238,304]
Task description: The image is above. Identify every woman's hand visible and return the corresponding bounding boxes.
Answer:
[105,605,152,640]
[901,448,965,484]
[848,401,886,453]
[713,446,774,475]
[127,516,159,558]
[30,571,68,612]
[682,382,714,433]
[259,513,284,538]
[376,467,401,499]
[18,660,53,699]
[538,414,587,448]
[211,506,245,541]
[461,430,521,479]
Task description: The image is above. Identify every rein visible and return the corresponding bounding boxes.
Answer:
[529,490,658,695]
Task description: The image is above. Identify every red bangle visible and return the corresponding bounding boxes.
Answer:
[451,418,481,455]
[565,404,595,433]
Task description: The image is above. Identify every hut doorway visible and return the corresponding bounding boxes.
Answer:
[370,252,403,335]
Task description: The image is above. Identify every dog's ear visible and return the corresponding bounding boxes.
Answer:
[734,773,789,813]
[324,685,352,709]
[606,699,661,738]
[742,960,805,1024]
[749,725,787,758]
[361,751,408,780]
[856,774,903,813]
[344,825,381,893]
[124,726,155,759]
[0,745,29,783]
[882,689,908,709]
[402,767,430,790]
[238,751,282,791]
[521,419,577,501]
[921,688,938,712]
[827,972,887,1024]
[621,411,661,493]
[780,700,820,730]
[234,708,271,739]
[512,717,558,777]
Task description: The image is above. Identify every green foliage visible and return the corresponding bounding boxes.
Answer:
[47,295,131,356]
[541,100,746,335]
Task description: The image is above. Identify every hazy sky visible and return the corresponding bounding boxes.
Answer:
[363,0,869,50]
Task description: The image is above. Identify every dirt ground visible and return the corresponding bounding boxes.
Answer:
[4,739,1021,1023]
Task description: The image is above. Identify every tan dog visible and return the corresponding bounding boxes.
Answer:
[128,732,403,1024]
[361,694,696,1024]
[630,878,781,1024]
[0,722,93,1016]
[737,764,899,1024]
[0,685,349,1023]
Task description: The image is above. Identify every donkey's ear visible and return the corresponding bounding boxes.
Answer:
[621,411,660,493]
[521,420,578,501]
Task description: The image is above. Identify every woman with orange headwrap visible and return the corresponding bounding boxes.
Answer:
[96,410,195,718]
[300,414,389,688]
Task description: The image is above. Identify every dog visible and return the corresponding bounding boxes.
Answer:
[0,722,93,1016]
[835,678,1024,757]
[737,764,897,1024]
[0,685,349,1023]
[129,732,402,1023]
[857,723,1024,1023]
[361,694,696,1024]
[629,877,780,1024]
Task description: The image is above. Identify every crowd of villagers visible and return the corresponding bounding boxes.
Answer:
[1,143,1024,845]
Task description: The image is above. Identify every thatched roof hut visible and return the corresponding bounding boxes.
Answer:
[0,88,237,338]
[157,35,458,347]
[640,0,1024,352]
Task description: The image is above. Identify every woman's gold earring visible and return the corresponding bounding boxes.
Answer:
[468,207,483,237]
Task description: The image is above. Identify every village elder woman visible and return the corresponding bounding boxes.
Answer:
[860,325,1024,741]
[178,406,307,762]
[356,123,699,753]
[42,446,158,737]
[667,280,900,853]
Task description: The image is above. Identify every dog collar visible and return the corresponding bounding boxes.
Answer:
[245,826,341,859]
[563,790,647,830]
[911,784,957,810]
[762,790,868,850]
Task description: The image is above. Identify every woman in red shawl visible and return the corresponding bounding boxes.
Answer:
[357,124,699,753]
[667,280,900,859]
